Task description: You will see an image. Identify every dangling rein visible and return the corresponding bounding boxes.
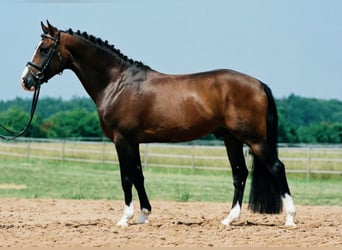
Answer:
[0,86,40,140]
[0,30,62,140]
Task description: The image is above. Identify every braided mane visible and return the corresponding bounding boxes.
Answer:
[64,28,151,70]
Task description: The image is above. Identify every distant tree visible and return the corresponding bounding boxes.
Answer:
[0,108,45,137]
[300,122,342,143]
[42,109,102,138]
[36,97,96,120]
[277,94,342,127]
[277,107,298,143]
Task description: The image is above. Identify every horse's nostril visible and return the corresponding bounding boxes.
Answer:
[22,77,28,87]
[21,77,33,91]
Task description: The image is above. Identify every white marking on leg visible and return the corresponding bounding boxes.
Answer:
[116,202,134,227]
[137,208,151,224]
[282,193,296,227]
[221,203,241,225]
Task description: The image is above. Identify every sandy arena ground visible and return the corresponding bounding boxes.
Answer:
[0,198,341,247]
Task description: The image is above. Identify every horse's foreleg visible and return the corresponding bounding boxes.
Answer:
[221,134,248,225]
[116,198,134,227]
[116,175,134,227]
[115,140,135,227]
[135,177,152,224]
[115,141,151,226]
[132,145,151,224]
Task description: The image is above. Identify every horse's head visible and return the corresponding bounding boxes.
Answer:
[21,21,65,91]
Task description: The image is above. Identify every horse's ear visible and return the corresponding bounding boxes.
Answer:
[46,20,58,36]
[41,21,49,34]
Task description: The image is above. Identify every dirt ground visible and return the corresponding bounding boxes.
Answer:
[0,198,341,247]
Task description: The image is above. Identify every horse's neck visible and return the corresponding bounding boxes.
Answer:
[66,36,125,103]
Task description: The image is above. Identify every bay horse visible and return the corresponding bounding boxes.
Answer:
[21,21,296,227]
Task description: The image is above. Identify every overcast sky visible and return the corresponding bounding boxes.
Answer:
[1,0,341,101]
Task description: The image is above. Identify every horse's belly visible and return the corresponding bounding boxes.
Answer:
[140,119,219,143]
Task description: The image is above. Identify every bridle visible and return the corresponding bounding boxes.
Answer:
[26,31,63,87]
[0,31,62,140]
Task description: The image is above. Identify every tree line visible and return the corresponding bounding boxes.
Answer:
[0,94,341,143]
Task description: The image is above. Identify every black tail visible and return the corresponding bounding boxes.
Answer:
[248,82,282,214]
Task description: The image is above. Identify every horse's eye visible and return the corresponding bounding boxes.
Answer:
[40,47,49,55]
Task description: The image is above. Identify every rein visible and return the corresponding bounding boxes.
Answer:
[0,86,40,140]
[0,31,61,140]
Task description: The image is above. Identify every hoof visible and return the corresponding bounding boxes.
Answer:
[285,218,297,227]
[116,219,130,227]
[221,218,231,226]
[137,208,151,224]
[221,203,241,226]
[117,203,134,227]
[221,216,239,226]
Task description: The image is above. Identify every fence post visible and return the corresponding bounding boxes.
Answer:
[243,146,250,168]
[102,138,105,165]
[26,139,30,161]
[191,144,195,173]
[306,145,312,180]
[143,144,149,168]
[62,139,66,162]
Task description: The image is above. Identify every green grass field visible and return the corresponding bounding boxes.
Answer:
[0,156,340,206]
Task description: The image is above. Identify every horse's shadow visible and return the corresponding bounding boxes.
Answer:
[175,220,281,227]
[129,219,286,228]
[233,220,278,227]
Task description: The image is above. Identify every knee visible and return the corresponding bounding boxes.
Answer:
[134,169,145,185]
[121,176,133,191]
[233,178,247,189]
[233,168,248,188]
[271,160,285,176]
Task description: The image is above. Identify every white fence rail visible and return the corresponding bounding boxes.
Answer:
[0,138,341,179]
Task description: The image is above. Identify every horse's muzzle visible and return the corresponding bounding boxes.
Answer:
[21,79,35,91]
[21,67,38,91]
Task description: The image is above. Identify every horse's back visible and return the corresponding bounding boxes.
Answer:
[148,68,267,119]
[133,69,268,143]
[150,68,264,98]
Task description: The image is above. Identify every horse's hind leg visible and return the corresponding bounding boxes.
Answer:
[250,143,296,226]
[221,134,248,225]
[272,159,296,226]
